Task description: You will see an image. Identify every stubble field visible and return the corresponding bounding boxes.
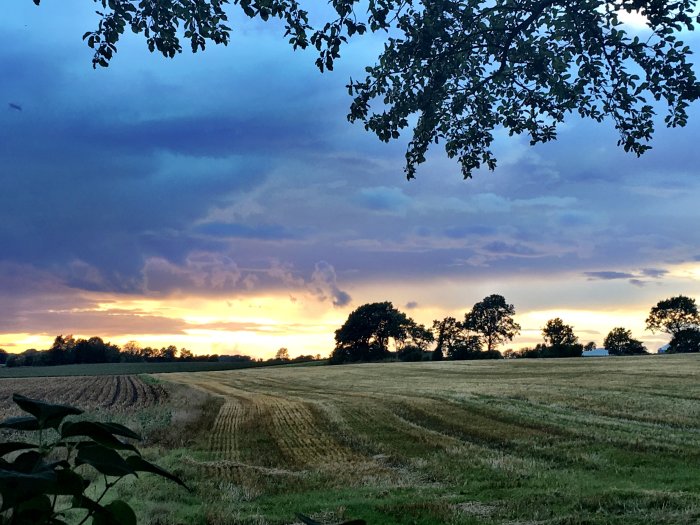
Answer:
[159,355,700,524]
[1,355,699,524]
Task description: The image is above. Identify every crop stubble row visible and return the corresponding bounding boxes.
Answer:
[0,375,167,417]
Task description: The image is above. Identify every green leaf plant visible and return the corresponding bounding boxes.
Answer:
[0,394,188,525]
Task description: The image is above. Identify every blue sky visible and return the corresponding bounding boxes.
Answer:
[2,2,700,356]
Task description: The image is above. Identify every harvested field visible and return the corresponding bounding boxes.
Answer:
[3,357,698,524]
[155,354,700,525]
[0,375,167,416]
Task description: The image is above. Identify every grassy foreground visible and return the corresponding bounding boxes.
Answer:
[107,354,699,525]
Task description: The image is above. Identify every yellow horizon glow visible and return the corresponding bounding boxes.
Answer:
[2,263,699,358]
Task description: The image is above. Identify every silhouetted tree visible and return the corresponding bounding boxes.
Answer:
[120,341,143,363]
[463,294,520,352]
[543,318,577,347]
[447,336,483,360]
[668,328,700,353]
[584,341,597,352]
[431,345,444,362]
[397,345,425,362]
[73,337,120,364]
[646,295,700,337]
[331,302,412,363]
[0,349,7,365]
[179,348,195,361]
[291,354,317,363]
[47,335,77,365]
[540,318,583,358]
[508,344,547,359]
[431,317,466,360]
[156,345,178,362]
[604,327,647,355]
[398,321,434,351]
[275,347,290,361]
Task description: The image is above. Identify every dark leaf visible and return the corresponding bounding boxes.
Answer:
[46,468,89,496]
[125,455,188,490]
[76,444,136,477]
[74,496,137,525]
[0,468,56,511]
[96,421,141,440]
[61,421,139,453]
[0,442,38,457]
[94,500,137,525]
[13,394,83,429]
[12,494,53,523]
[0,415,40,431]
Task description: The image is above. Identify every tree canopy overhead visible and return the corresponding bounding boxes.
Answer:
[30,0,700,179]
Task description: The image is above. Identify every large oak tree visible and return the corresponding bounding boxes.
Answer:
[646,295,700,336]
[331,301,412,363]
[463,294,520,352]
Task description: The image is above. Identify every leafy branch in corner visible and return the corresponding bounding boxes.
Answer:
[0,393,188,525]
[27,1,700,179]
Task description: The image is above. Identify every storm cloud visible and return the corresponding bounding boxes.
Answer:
[2,3,700,354]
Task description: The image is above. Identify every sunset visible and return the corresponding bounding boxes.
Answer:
[1,3,700,524]
[2,3,700,359]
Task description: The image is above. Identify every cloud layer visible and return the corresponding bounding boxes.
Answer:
[2,3,700,354]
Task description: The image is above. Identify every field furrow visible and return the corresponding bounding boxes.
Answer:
[0,375,165,415]
[264,396,352,466]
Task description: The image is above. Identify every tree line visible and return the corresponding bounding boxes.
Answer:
[330,294,700,364]
[0,336,320,368]
[2,295,697,367]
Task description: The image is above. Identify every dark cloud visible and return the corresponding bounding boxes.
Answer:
[584,271,636,281]
[482,241,540,257]
[584,268,668,286]
[640,268,668,279]
[405,301,418,309]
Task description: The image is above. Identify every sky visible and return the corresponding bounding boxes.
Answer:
[1,3,700,357]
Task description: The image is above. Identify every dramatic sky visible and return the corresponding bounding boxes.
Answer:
[2,3,700,357]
